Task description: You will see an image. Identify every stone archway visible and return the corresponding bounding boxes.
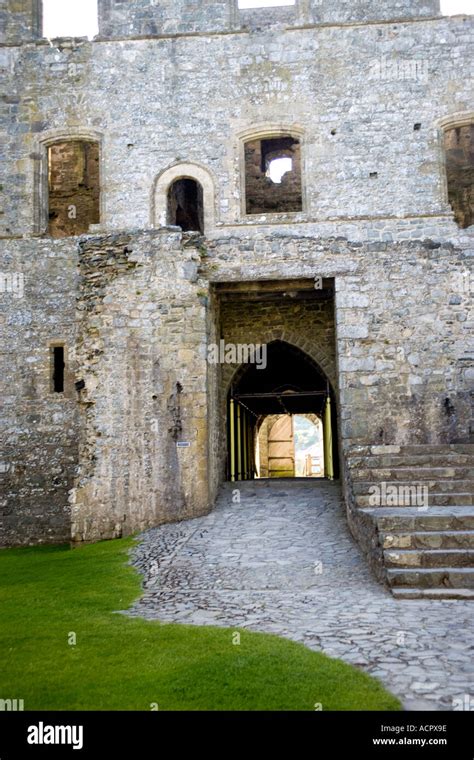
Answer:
[167,177,204,233]
[211,278,339,489]
[151,161,217,233]
[226,340,339,482]
[221,327,337,396]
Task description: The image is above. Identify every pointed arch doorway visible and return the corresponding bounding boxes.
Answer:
[226,340,339,482]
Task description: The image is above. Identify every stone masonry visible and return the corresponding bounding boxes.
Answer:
[0,1,473,597]
[127,480,474,710]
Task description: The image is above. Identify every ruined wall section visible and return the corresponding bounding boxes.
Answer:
[0,1,40,46]
[307,0,440,25]
[1,15,472,239]
[0,237,78,546]
[98,0,234,37]
[0,0,441,49]
[0,37,98,238]
[0,228,471,546]
[71,229,211,543]
[96,0,440,39]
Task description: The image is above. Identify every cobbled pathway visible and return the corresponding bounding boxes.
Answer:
[126,479,474,710]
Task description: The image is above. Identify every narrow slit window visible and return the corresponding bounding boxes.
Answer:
[52,346,65,393]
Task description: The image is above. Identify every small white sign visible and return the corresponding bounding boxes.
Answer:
[176,442,191,448]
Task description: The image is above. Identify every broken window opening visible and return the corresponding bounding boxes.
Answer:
[440,1,474,16]
[167,178,204,233]
[244,135,302,214]
[266,156,293,184]
[42,0,99,39]
[47,139,100,238]
[444,124,474,229]
[51,345,65,393]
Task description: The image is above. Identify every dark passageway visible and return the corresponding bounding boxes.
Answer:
[227,340,339,481]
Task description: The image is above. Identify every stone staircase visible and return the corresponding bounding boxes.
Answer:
[347,444,474,599]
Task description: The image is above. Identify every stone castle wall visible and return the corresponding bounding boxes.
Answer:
[97,1,441,40]
[2,228,469,546]
[0,0,472,546]
[0,236,78,545]
[1,13,473,238]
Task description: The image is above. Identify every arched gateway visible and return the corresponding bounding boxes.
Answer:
[226,341,339,482]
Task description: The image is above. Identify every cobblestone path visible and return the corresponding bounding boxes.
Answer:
[126,479,474,710]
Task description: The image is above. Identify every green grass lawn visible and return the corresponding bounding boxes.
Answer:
[0,538,402,711]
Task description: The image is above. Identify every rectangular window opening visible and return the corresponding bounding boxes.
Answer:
[47,140,100,238]
[244,136,302,215]
[42,0,99,39]
[440,1,474,16]
[52,345,65,393]
[443,124,474,229]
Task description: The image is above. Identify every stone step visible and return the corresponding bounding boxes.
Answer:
[348,453,474,468]
[369,507,474,532]
[387,567,474,589]
[380,530,474,549]
[222,478,337,487]
[357,493,473,508]
[398,444,474,454]
[384,548,474,568]
[348,444,474,457]
[351,466,474,481]
[391,588,474,600]
[353,480,474,495]
[427,494,474,507]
